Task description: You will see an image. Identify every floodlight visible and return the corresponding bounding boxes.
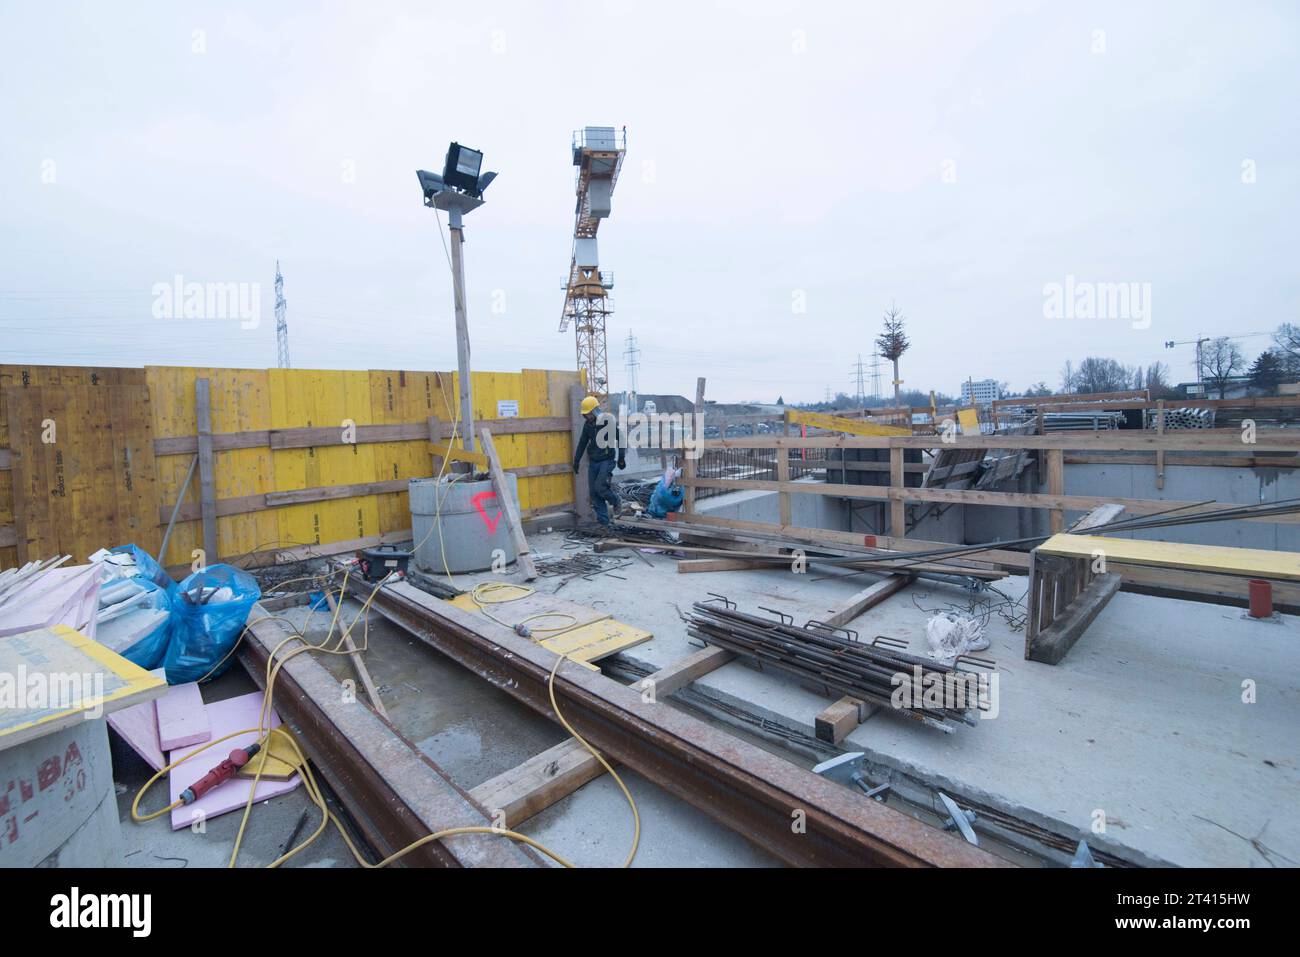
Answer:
[443,142,484,193]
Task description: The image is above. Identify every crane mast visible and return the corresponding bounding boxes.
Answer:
[559,126,626,398]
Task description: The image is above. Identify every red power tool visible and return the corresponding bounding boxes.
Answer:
[180,744,262,805]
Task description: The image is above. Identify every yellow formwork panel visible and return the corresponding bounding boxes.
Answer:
[368,369,441,535]
[0,366,147,568]
[270,369,380,550]
[146,366,279,567]
[1039,534,1300,581]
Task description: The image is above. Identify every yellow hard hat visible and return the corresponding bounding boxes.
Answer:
[580,395,599,415]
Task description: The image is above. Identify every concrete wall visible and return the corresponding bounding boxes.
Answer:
[700,484,849,529]
[698,461,1300,551]
[964,462,1300,549]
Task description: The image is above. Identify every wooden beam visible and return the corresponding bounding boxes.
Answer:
[323,588,391,722]
[815,696,871,744]
[469,738,607,828]
[776,447,791,526]
[1039,534,1300,581]
[152,416,572,457]
[822,574,912,628]
[480,427,537,581]
[675,475,1300,524]
[1155,400,1166,490]
[194,378,218,563]
[700,431,1300,452]
[889,447,905,537]
[1046,448,1064,534]
[467,646,733,827]
[676,557,772,573]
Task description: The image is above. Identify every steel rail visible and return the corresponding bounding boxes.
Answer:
[355,579,1004,868]
[238,607,540,868]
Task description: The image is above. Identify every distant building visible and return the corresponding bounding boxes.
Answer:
[960,379,1000,406]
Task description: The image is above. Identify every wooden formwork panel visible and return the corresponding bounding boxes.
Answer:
[146,366,278,568]
[269,369,381,553]
[1,364,580,571]
[368,369,447,535]
[4,383,160,563]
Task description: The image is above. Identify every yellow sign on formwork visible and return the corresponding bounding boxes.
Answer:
[956,407,980,435]
[785,409,911,437]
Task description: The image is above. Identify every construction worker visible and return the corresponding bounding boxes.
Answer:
[572,394,626,525]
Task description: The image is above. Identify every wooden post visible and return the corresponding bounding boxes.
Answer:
[1155,400,1166,490]
[683,377,706,514]
[480,428,538,580]
[569,384,593,522]
[888,445,905,538]
[194,377,218,564]
[776,446,791,527]
[1047,448,1064,533]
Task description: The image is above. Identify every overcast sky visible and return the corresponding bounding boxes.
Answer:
[2,0,1297,403]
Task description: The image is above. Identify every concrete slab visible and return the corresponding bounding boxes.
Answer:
[448,528,1300,868]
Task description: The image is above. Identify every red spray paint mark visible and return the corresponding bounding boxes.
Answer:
[471,490,502,533]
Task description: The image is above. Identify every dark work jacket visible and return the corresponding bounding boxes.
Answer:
[573,414,625,469]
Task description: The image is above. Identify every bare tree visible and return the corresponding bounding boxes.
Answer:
[1144,361,1178,399]
[1202,337,1244,398]
[1059,360,1077,394]
[875,303,910,411]
[1074,357,1134,394]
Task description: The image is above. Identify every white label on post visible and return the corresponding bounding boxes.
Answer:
[497,400,519,418]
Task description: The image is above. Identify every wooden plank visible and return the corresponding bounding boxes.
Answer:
[480,427,538,580]
[194,377,218,563]
[153,415,574,456]
[1070,503,1124,531]
[700,431,1300,452]
[676,557,772,573]
[469,738,608,827]
[677,474,1300,524]
[823,574,912,628]
[323,588,390,721]
[1038,534,1300,581]
[785,408,911,437]
[1027,572,1122,665]
[466,646,733,827]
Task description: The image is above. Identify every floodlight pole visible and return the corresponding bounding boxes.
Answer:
[447,206,475,452]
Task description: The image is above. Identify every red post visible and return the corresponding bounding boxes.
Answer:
[1248,579,1273,619]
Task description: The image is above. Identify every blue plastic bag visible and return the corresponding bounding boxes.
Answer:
[114,578,173,671]
[110,544,171,591]
[162,564,261,684]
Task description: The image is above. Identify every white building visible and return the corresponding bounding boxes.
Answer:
[960,378,1001,406]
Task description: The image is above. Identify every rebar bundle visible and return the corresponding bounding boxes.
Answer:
[685,599,994,733]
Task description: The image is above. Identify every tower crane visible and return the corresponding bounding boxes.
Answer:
[1163,331,1271,391]
[559,126,626,398]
